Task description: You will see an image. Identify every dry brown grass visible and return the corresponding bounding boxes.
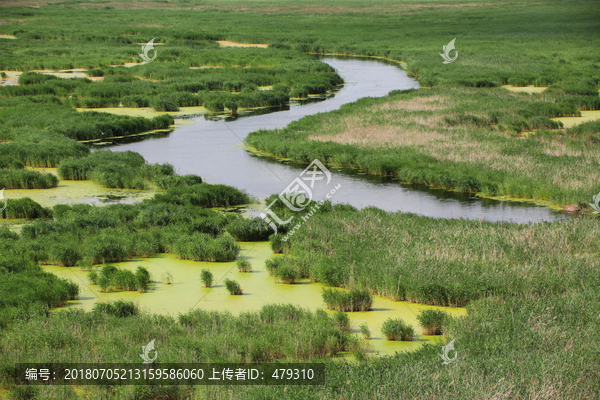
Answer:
[372,95,452,112]
[307,88,600,194]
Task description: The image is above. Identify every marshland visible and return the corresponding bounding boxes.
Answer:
[1,0,600,399]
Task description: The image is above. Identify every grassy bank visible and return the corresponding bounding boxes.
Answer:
[247,87,600,207]
[277,207,600,306]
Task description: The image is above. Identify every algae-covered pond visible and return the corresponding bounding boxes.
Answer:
[43,242,465,356]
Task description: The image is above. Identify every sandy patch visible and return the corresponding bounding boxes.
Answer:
[217,40,268,48]
[0,34,16,39]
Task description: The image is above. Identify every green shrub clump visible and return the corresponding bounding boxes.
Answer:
[332,311,351,332]
[200,269,213,287]
[416,309,450,335]
[322,288,373,312]
[92,300,138,317]
[236,258,252,272]
[224,278,242,295]
[381,318,414,341]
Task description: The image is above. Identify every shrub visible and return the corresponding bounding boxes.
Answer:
[236,258,252,273]
[97,274,110,293]
[381,318,414,341]
[224,278,242,295]
[322,288,373,312]
[88,270,98,285]
[265,256,283,276]
[200,269,213,287]
[269,233,285,253]
[113,269,137,291]
[360,323,371,339]
[226,217,272,241]
[50,242,82,266]
[2,198,52,219]
[135,266,151,292]
[416,309,449,335]
[274,263,300,284]
[332,311,351,332]
[152,99,179,111]
[92,300,138,317]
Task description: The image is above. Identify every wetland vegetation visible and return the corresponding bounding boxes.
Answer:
[0,0,599,398]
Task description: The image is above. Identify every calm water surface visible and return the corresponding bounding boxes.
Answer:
[109,57,563,223]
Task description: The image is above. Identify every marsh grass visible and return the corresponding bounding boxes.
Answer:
[2,198,52,219]
[200,269,213,288]
[92,300,138,318]
[287,208,600,307]
[332,311,351,332]
[416,309,449,335]
[264,255,283,276]
[321,288,373,312]
[273,263,300,284]
[381,318,414,341]
[87,264,150,293]
[247,87,600,206]
[236,257,252,273]
[224,278,242,295]
[359,323,371,340]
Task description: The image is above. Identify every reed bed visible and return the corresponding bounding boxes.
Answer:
[381,318,414,341]
[286,208,600,307]
[247,86,600,207]
[321,288,373,312]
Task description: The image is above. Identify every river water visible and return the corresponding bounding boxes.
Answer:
[109,57,564,223]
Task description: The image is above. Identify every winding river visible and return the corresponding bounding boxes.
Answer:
[40,57,569,356]
[110,57,563,223]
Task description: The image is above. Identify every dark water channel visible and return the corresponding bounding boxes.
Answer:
[108,57,564,223]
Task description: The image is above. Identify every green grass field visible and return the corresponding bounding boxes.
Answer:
[0,0,599,398]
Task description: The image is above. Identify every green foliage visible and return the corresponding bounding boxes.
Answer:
[58,150,176,189]
[321,288,373,312]
[0,261,78,328]
[226,217,272,241]
[264,255,284,276]
[236,258,252,273]
[0,169,58,190]
[359,323,371,340]
[332,311,351,332]
[274,263,300,284]
[247,86,599,206]
[200,269,213,288]
[92,300,138,318]
[381,318,414,341]
[416,309,449,335]
[2,198,52,219]
[153,184,250,208]
[224,278,242,295]
[269,233,285,253]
